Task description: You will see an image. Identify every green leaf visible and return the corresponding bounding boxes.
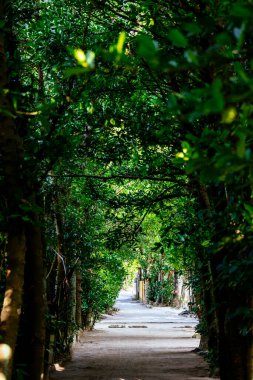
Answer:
[184,50,198,64]
[221,108,237,124]
[201,240,210,247]
[205,79,224,114]
[236,132,246,158]
[183,23,202,35]
[63,67,88,77]
[168,29,188,48]
[234,62,249,83]
[244,203,253,217]
[136,34,157,57]
[116,31,126,54]
[231,3,253,19]
[71,48,95,69]
[167,94,177,109]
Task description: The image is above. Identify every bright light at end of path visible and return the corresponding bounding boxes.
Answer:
[54,363,65,372]
[0,374,7,380]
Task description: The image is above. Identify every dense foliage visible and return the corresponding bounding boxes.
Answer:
[0,1,253,380]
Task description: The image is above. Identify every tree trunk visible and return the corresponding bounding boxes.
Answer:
[85,307,93,330]
[211,254,253,380]
[76,270,82,328]
[21,205,45,380]
[206,182,253,380]
[171,271,180,308]
[0,1,26,378]
[194,182,220,370]
[54,202,66,317]
[53,197,71,360]
[0,229,26,380]
[68,270,76,339]
[199,263,218,360]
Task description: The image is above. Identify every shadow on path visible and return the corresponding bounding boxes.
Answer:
[50,290,219,380]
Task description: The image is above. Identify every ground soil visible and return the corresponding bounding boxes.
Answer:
[50,290,219,380]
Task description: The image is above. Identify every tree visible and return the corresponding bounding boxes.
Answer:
[0,1,252,379]
[0,1,26,378]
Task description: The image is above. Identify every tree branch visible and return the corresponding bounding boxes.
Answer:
[48,173,183,182]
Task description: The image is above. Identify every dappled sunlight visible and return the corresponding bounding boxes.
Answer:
[54,363,65,372]
[1,0,251,378]
[0,344,12,362]
[49,292,206,379]
[0,344,12,380]
[2,289,13,310]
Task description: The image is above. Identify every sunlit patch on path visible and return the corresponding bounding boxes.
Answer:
[50,291,219,380]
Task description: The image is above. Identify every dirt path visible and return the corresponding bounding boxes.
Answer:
[50,291,219,380]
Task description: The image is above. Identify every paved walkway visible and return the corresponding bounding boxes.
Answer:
[50,291,218,380]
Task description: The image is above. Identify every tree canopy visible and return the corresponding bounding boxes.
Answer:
[0,1,253,379]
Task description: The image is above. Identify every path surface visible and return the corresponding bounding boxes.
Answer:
[50,290,218,380]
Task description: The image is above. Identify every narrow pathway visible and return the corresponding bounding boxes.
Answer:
[50,291,218,380]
